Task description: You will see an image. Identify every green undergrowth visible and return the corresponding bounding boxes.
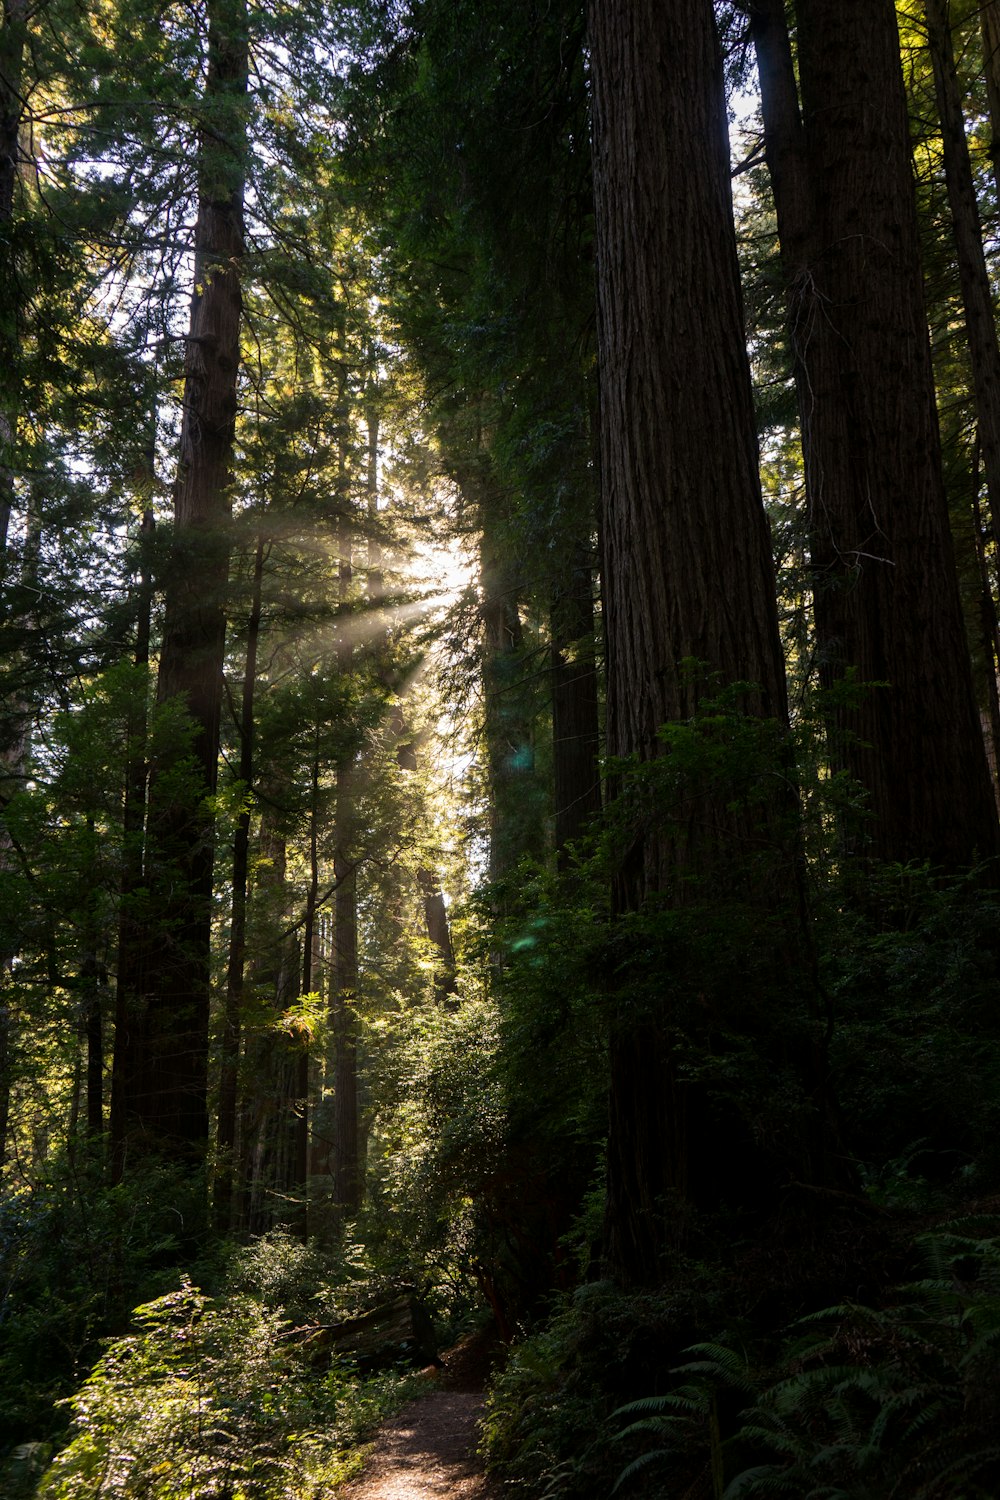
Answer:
[482,1221,1000,1498]
[25,1232,427,1500]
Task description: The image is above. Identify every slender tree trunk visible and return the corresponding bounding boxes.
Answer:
[330,503,361,1217]
[110,512,155,1180]
[288,731,320,1241]
[753,0,1000,868]
[80,814,106,1139]
[551,544,601,865]
[418,867,457,1002]
[477,499,544,880]
[981,0,1000,202]
[116,0,247,1166]
[331,784,360,1216]
[922,0,1000,789]
[214,534,265,1229]
[0,0,26,562]
[365,398,383,614]
[925,0,1000,529]
[236,812,288,1233]
[590,0,795,1286]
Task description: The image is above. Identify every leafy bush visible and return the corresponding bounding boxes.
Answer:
[0,1155,216,1448]
[481,1279,708,1498]
[36,1253,416,1500]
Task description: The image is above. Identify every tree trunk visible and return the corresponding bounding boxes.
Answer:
[289,731,320,1241]
[477,498,545,880]
[237,813,300,1234]
[923,0,1000,789]
[0,0,26,562]
[551,544,601,865]
[214,534,265,1229]
[330,500,361,1217]
[753,0,1000,868]
[110,511,155,1180]
[981,0,1000,202]
[589,0,793,1285]
[116,0,247,1167]
[417,867,457,1002]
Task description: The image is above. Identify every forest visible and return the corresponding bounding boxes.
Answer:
[3,0,1000,1494]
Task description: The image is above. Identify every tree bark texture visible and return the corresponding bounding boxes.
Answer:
[117,0,247,1164]
[590,0,792,1285]
[754,0,999,868]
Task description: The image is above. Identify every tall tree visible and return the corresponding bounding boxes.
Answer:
[589,0,795,1285]
[751,0,999,868]
[113,0,248,1166]
[0,0,26,559]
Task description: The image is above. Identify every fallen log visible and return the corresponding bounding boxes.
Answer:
[283,1290,439,1372]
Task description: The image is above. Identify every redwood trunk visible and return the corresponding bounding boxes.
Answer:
[116,0,247,1164]
[754,0,999,867]
[589,0,792,1285]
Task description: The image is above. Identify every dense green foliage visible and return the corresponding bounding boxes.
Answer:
[4,0,1000,1495]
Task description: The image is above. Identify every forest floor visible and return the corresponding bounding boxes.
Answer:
[337,1329,504,1499]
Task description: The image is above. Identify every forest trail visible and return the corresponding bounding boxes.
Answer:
[338,1390,500,1499]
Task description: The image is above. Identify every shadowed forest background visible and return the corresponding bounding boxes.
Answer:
[4,0,1000,1495]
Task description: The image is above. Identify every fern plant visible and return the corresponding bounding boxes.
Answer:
[612,1341,756,1497]
[724,1223,1000,1499]
[612,1227,1000,1499]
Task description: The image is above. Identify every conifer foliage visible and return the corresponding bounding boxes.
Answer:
[4,0,1000,1495]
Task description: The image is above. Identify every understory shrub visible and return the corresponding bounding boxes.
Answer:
[36,1235,419,1499]
[606,1223,1000,1500]
[481,1278,708,1497]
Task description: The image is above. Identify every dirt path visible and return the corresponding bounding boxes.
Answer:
[338,1330,505,1499]
[338,1389,501,1499]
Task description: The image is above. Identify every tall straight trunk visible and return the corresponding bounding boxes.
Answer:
[110,512,155,1180]
[80,815,106,1138]
[236,813,295,1234]
[365,399,383,613]
[115,0,247,1165]
[0,0,26,562]
[981,0,1000,202]
[331,778,360,1215]
[418,867,457,1002]
[551,543,601,864]
[590,0,794,1286]
[214,534,265,1228]
[288,731,320,1241]
[477,499,545,880]
[971,453,1000,790]
[925,0,1000,532]
[924,0,1000,782]
[330,504,361,1216]
[753,0,999,868]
